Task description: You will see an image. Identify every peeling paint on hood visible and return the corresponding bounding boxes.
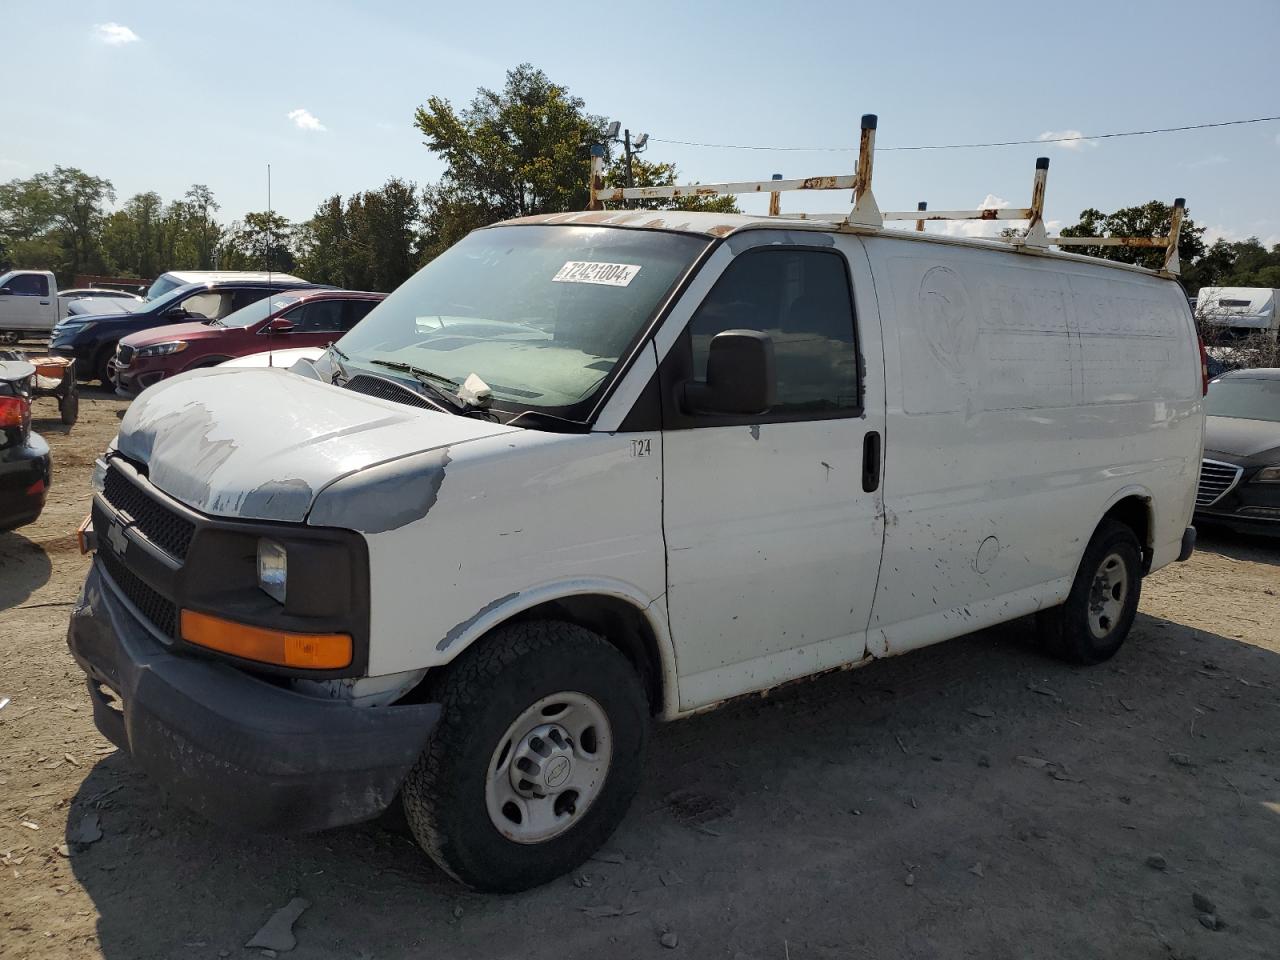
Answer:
[115,366,518,522]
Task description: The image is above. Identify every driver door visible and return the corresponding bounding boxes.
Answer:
[658,236,887,710]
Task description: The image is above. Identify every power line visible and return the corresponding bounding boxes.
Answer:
[649,115,1280,153]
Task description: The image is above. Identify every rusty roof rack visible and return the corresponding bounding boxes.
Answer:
[586,114,1186,276]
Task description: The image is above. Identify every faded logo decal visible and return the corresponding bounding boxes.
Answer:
[918,265,978,380]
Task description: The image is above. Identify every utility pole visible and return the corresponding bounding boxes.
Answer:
[624,129,635,191]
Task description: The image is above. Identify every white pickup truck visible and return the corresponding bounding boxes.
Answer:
[0,270,141,342]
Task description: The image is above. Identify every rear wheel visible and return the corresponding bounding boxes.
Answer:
[1037,519,1142,664]
[94,345,117,386]
[401,620,649,892]
[59,391,78,426]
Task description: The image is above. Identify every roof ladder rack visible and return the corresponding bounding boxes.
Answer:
[585,113,1186,275]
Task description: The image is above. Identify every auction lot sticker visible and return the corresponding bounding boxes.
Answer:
[553,261,642,287]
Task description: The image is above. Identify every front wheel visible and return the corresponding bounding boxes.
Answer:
[1037,519,1143,664]
[401,620,649,892]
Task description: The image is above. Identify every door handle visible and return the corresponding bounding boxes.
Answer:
[862,431,881,493]
[39,300,51,305]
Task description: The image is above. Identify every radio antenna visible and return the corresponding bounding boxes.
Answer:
[267,162,273,368]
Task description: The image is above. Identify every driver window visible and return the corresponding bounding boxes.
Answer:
[3,274,49,297]
[687,248,861,415]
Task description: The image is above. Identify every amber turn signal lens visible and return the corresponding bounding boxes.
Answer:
[180,609,352,670]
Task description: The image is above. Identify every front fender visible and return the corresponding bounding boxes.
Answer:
[430,579,680,719]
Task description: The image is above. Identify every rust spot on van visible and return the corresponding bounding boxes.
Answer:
[800,176,841,190]
[707,224,737,237]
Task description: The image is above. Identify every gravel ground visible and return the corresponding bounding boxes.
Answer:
[2,386,1278,960]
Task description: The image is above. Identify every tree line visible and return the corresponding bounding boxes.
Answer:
[1,64,1274,297]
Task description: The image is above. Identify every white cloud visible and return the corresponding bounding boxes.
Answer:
[1038,129,1098,151]
[94,22,140,45]
[287,108,327,132]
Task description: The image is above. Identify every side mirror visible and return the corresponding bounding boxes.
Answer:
[0,288,12,296]
[682,329,775,416]
[163,306,187,318]
[264,318,296,333]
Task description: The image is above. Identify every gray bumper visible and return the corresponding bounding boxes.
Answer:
[67,563,440,833]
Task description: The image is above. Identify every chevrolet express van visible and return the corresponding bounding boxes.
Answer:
[68,209,1203,892]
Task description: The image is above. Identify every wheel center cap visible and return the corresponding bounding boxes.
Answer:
[544,755,572,789]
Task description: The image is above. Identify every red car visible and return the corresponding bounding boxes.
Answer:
[111,288,384,395]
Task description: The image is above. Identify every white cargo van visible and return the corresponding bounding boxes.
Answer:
[145,269,308,301]
[67,128,1204,892]
[1196,286,1279,341]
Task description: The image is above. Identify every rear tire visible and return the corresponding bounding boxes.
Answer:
[401,620,649,892]
[94,345,116,386]
[1037,519,1142,664]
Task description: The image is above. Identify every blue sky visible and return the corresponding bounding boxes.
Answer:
[5,0,1279,245]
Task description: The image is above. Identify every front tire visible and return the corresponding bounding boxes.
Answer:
[401,620,649,892]
[1037,519,1142,664]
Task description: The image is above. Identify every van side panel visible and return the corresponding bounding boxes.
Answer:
[863,237,1200,657]
[357,427,667,677]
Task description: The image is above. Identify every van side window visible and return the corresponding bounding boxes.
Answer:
[688,248,860,414]
[3,274,49,297]
[292,300,346,333]
[343,299,378,330]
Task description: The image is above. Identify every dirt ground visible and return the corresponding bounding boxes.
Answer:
[2,386,1278,960]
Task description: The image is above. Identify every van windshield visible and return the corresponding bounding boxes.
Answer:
[219,294,302,328]
[146,274,187,300]
[1205,377,1280,423]
[337,225,707,412]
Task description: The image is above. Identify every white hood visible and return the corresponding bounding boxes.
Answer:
[115,366,517,522]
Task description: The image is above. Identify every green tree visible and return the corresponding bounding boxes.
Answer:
[296,179,421,291]
[1058,200,1205,275]
[99,191,165,277]
[0,166,115,281]
[295,195,349,286]
[414,64,607,259]
[219,211,295,272]
[1183,237,1280,293]
[177,184,223,269]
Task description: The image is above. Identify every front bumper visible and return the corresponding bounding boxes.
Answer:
[1196,471,1280,536]
[68,562,440,833]
[0,431,51,530]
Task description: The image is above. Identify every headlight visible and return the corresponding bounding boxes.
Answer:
[136,340,188,358]
[256,539,288,603]
[90,456,108,494]
[1256,466,1280,483]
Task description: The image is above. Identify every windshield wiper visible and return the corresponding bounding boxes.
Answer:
[325,342,350,384]
[368,358,469,413]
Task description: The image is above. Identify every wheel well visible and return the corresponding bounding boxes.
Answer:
[401,596,667,715]
[1101,496,1153,572]
[512,596,665,715]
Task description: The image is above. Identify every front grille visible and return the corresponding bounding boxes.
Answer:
[102,464,196,560]
[115,343,135,366]
[97,533,178,638]
[1196,459,1244,507]
[343,374,433,410]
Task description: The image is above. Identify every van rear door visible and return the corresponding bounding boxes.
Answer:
[657,236,886,709]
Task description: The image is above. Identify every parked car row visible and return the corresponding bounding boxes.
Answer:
[1195,368,1280,534]
[111,288,383,395]
[0,359,51,531]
